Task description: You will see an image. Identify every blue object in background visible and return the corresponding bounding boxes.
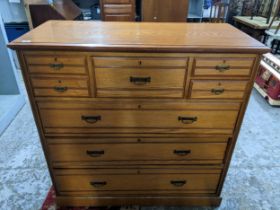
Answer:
[4,22,29,42]
[204,0,212,9]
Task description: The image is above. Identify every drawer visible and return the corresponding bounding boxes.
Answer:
[55,169,221,194]
[190,80,248,99]
[193,57,255,76]
[31,77,90,97]
[93,57,188,68]
[104,4,132,14]
[49,142,227,164]
[104,14,133,21]
[25,55,87,75]
[39,108,238,130]
[103,0,131,3]
[95,68,185,98]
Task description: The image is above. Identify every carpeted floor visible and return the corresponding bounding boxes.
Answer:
[0,86,279,210]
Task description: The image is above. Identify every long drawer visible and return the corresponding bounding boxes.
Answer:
[55,168,221,194]
[48,142,227,164]
[38,101,240,134]
[40,109,238,129]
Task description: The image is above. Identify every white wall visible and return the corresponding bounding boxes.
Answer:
[0,0,27,23]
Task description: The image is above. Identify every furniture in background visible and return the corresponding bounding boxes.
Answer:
[188,0,204,21]
[255,53,280,106]
[26,0,82,28]
[0,15,25,135]
[141,0,188,22]
[100,0,135,21]
[209,2,229,23]
[234,16,280,41]
[9,20,269,207]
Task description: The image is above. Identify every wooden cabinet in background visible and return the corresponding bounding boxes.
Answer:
[142,0,189,22]
[100,0,135,21]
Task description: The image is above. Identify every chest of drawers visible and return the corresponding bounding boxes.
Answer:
[9,21,269,207]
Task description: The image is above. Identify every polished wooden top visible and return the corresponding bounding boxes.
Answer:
[8,20,270,53]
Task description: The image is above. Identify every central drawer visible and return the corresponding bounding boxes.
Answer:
[93,56,188,98]
[55,168,221,194]
[48,142,227,164]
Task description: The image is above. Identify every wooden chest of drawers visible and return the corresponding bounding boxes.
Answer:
[9,21,269,207]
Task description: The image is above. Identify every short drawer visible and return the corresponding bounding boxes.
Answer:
[104,4,132,14]
[39,108,238,130]
[93,57,188,68]
[190,80,248,99]
[25,55,87,74]
[31,77,90,97]
[103,0,132,3]
[104,14,132,21]
[55,168,221,194]
[193,57,255,76]
[49,142,227,164]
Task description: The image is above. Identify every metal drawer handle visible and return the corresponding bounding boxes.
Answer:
[81,115,101,124]
[86,150,104,157]
[130,76,151,85]
[178,116,197,124]
[170,180,186,187]
[211,88,225,95]
[53,86,68,92]
[49,63,64,70]
[90,181,107,188]
[174,150,191,156]
[215,64,230,72]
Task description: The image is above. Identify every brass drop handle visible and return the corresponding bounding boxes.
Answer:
[53,86,68,92]
[170,180,186,187]
[81,115,101,124]
[174,150,191,156]
[211,88,225,95]
[49,63,64,70]
[215,64,230,72]
[86,150,104,157]
[130,76,151,85]
[178,116,197,124]
[90,181,107,188]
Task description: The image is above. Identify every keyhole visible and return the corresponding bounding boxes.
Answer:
[138,104,142,109]
[137,138,141,142]
[139,60,142,65]
[218,82,221,86]
[54,57,58,62]
[58,80,62,83]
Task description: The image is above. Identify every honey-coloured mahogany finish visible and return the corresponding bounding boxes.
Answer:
[9,21,270,207]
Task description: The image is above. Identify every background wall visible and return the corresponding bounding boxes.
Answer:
[0,0,27,23]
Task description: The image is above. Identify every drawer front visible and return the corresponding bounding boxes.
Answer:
[93,57,188,68]
[49,142,227,163]
[103,0,131,3]
[104,14,133,21]
[190,80,248,99]
[31,77,90,97]
[25,55,87,75]
[104,4,132,14]
[40,109,238,130]
[193,57,255,76]
[95,68,185,89]
[55,169,221,193]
